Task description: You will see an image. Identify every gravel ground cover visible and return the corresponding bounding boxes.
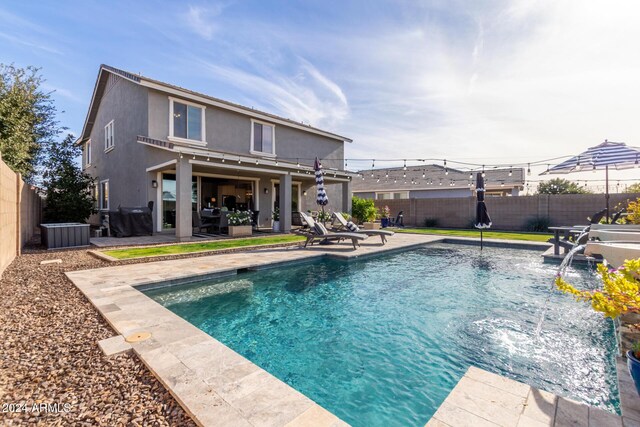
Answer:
[0,242,199,426]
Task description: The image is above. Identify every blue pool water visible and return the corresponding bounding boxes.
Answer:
[145,244,619,426]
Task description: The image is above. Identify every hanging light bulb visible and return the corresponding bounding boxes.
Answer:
[394,179,397,183]
[403,172,406,178]
[256,159,259,165]
[345,159,348,169]
[179,153,183,159]
[509,167,513,177]
[445,167,449,175]
[501,182,504,187]
[469,172,473,180]
[376,178,380,183]
[275,157,279,166]
[385,171,389,178]
[403,160,407,170]
[221,154,225,162]
[297,159,300,168]
[439,179,442,186]
[372,159,375,168]
[575,156,582,171]
[527,163,531,176]
[193,154,196,159]
[371,171,374,178]
[481,165,485,178]
[206,155,210,161]
[422,169,426,178]
[362,175,365,180]
[592,164,596,172]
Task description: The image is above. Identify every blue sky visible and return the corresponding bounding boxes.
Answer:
[1,0,639,190]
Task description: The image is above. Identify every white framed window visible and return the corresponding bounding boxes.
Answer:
[251,119,275,156]
[104,120,114,152]
[169,97,206,145]
[376,191,408,200]
[85,139,92,167]
[99,179,109,210]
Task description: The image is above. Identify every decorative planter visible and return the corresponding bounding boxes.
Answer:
[380,218,390,228]
[273,221,280,232]
[228,225,252,237]
[363,222,381,230]
[628,351,640,397]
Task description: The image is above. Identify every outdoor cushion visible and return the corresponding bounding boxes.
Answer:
[314,222,329,235]
[345,221,360,232]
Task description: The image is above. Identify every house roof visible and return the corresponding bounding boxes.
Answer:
[352,165,525,192]
[77,64,352,144]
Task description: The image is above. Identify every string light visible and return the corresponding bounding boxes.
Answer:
[575,156,581,171]
[275,157,279,166]
[508,167,512,177]
[385,171,389,178]
[444,159,448,175]
[206,156,210,161]
[403,160,407,170]
[297,159,300,168]
[256,159,259,165]
[422,169,426,178]
[238,157,242,164]
[527,163,531,176]
[469,172,473,180]
[193,154,196,159]
[221,154,225,162]
[372,159,375,168]
[481,165,485,178]
[179,153,183,159]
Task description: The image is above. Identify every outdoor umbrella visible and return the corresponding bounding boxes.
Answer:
[314,157,329,223]
[541,140,640,221]
[474,172,492,250]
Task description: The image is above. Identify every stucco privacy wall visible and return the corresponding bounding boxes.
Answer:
[0,154,42,277]
[374,193,640,230]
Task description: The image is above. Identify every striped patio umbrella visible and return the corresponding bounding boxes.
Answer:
[541,140,640,220]
[474,172,492,250]
[315,157,328,223]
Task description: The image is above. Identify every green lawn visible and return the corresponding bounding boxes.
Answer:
[397,227,552,242]
[102,235,306,260]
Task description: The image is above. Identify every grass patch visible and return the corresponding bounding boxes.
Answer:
[103,235,306,260]
[397,227,551,242]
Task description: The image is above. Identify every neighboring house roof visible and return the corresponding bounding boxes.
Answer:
[77,64,352,144]
[352,165,525,192]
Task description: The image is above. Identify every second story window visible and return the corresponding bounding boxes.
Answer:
[104,120,114,151]
[169,98,205,144]
[85,139,92,167]
[251,120,275,155]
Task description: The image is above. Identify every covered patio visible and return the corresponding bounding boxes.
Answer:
[140,137,353,241]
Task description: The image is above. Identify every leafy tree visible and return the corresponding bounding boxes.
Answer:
[627,183,640,193]
[0,64,61,180]
[537,178,590,194]
[43,134,95,223]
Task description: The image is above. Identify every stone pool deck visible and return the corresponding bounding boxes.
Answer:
[65,233,634,426]
[427,366,636,427]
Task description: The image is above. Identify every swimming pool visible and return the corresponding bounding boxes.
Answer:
[145,244,619,427]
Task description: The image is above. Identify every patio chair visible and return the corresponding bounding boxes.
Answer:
[331,212,395,244]
[295,212,368,250]
[192,211,214,233]
[389,211,404,227]
[588,208,608,224]
[251,210,260,230]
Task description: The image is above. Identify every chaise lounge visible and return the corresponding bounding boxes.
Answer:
[331,212,395,244]
[295,212,368,250]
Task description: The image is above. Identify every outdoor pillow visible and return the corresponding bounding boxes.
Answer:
[346,221,360,232]
[314,222,329,235]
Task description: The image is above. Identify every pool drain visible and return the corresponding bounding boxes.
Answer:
[125,331,151,343]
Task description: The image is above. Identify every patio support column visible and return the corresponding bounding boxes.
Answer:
[175,157,192,241]
[342,179,352,213]
[279,173,292,233]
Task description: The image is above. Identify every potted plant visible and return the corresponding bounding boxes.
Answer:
[351,196,380,229]
[380,205,391,228]
[227,210,252,237]
[272,208,280,232]
[317,210,332,224]
[628,342,640,396]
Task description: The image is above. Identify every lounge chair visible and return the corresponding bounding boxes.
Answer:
[331,212,395,244]
[295,212,368,250]
[390,211,404,227]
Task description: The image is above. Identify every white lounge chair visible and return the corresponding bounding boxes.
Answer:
[295,212,367,250]
[331,212,395,244]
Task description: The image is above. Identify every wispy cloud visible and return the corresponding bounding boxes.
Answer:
[183,4,225,40]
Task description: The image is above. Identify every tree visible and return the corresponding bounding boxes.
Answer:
[0,64,61,180]
[537,178,590,194]
[627,183,640,193]
[43,134,95,223]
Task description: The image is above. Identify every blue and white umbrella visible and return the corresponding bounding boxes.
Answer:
[315,157,328,206]
[541,140,640,219]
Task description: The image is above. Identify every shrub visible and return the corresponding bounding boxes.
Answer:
[627,198,640,224]
[524,216,551,232]
[351,196,378,224]
[423,217,439,227]
[341,212,352,221]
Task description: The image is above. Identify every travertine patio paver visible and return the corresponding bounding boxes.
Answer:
[426,366,625,427]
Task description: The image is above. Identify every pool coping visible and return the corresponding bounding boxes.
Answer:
[65,234,623,426]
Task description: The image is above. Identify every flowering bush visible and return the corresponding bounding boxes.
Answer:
[227,210,252,226]
[272,208,279,221]
[627,198,640,225]
[317,210,332,223]
[555,258,640,318]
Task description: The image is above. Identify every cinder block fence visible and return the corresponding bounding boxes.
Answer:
[0,153,42,277]
[374,193,640,230]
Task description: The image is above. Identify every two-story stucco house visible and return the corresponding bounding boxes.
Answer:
[77,65,353,240]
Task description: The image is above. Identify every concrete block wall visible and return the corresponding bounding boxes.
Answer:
[0,154,42,277]
[375,193,640,230]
